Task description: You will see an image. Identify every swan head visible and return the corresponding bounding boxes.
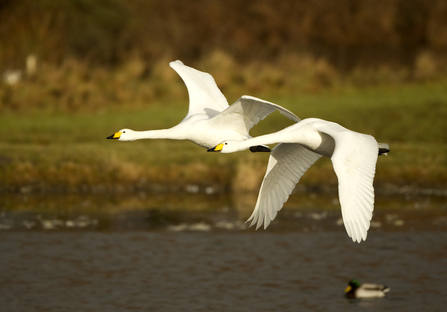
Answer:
[207,141,232,153]
[207,141,271,153]
[106,129,137,141]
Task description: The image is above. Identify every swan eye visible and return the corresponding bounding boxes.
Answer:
[225,143,227,145]
[123,131,126,133]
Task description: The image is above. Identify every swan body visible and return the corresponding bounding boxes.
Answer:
[208,118,390,243]
[107,60,299,149]
[345,279,390,298]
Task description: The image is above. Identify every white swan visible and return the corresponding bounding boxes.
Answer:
[208,118,390,243]
[107,60,299,149]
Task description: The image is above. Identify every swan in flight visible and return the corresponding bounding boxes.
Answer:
[208,118,390,243]
[107,60,299,150]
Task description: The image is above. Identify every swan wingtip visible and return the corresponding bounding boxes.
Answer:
[169,60,184,67]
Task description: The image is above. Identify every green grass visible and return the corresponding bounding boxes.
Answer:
[1,81,446,193]
[268,81,447,142]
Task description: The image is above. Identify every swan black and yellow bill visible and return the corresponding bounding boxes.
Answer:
[207,143,223,152]
[107,132,122,139]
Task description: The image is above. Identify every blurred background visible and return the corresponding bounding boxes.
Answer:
[1,1,447,310]
[1,0,446,194]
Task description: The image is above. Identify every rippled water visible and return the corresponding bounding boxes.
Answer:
[0,191,446,311]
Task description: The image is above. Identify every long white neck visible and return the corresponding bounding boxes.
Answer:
[225,120,333,155]
[230,131,289,152]
[132,127,185,140]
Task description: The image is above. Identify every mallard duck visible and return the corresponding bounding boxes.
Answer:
[345,279,390,298]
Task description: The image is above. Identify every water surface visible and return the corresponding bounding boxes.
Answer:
[0,191,446,311]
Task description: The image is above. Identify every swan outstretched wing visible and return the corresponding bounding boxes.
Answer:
[318,123,378,243]
[247,143,321,229]
[169,60,229,118]
[211,95,300,135]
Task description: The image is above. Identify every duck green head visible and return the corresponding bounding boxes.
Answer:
[345,279,361,293]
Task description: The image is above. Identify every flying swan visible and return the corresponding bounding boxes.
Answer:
[208,118,390,243]
[107,60,299,150]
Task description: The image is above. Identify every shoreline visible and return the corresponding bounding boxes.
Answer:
[2,182,446,197]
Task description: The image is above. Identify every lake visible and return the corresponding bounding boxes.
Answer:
[0,190,446,311]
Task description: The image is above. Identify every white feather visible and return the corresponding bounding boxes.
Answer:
[213,118,385,243]
[247,143,321,229]
[107,60,299,149]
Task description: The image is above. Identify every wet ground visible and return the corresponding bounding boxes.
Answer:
[0,191,446,311]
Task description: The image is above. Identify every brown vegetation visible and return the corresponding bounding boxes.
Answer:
[1,0,446,194]
[1,0,446,113]
[1,0,447,71]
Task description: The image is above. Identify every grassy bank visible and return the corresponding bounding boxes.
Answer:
[1,80,446,194]
[1,0,446,197]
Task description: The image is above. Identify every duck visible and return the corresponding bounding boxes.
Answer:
[208,118,390,242]
[107,60,299,150]
[345,279,390,298]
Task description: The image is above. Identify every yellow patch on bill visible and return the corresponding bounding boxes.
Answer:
[214,143,224,151]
